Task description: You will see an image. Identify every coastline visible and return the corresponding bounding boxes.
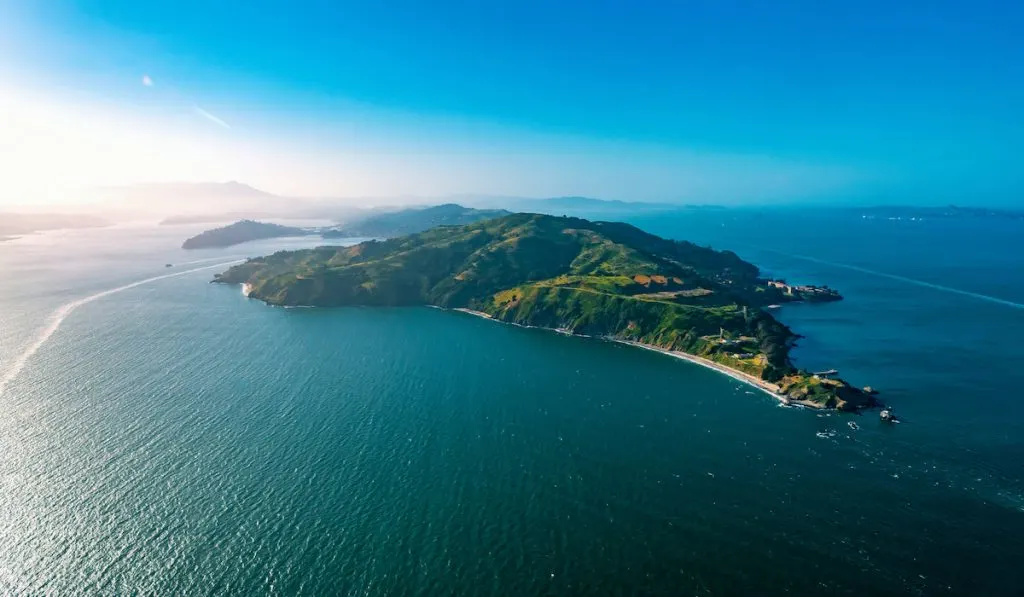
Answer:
[452,307,492,318]
[616,342,826,409]
[615,340,784,401]
[446,306,818,408]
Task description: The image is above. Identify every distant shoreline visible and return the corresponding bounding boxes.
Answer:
[445,306,824,409]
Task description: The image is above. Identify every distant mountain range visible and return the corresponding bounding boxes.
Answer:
[97,182,686,222]
[454,194,684,214]
[322,204,510,238]
[95,181,363,222]
[99,181,281,214]
[80,181,1024,225]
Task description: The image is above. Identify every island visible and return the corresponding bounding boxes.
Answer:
[322,204,510,238]
[181,205,508,250]
[766,279,842,302]
[182,220,307,249]
[213,213,878,410]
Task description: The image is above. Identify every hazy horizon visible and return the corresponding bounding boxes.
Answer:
[2,178,1023,219]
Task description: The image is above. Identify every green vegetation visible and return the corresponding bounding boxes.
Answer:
[215,213,876,410]
[321,204,510,238]
[779,374,875,410]
[182,220,307,249]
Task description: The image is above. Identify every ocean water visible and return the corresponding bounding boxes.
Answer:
[0,213,1022,595]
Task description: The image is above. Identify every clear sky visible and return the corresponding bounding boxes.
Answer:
[1,0,1022,206]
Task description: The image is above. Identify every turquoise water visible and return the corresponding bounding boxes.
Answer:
[0,215,1022,595]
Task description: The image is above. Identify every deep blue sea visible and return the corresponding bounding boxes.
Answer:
[0,211,1022,595]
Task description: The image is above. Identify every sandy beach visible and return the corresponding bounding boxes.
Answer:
[614,340,784,401]
[446,307,801,405]
[452,307,492,318]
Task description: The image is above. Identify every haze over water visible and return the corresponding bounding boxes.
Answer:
[1,211,1022,595]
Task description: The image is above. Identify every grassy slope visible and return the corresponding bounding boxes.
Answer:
[215,213,875,409]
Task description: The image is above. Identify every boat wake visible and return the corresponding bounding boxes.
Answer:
[176,255,246,267]
[755,248,1024,310]
[0,260,241,397]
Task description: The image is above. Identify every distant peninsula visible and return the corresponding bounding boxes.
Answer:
[322,204,510,238]
[161,213,274,226]
[182,220,307,249]
[213,213,877,411]
[854,205,1024,221]
[0,212,109,238]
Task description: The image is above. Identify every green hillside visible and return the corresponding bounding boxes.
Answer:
[214,213,875,409]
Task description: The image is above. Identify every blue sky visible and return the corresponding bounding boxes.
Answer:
[1,0,1022,205]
